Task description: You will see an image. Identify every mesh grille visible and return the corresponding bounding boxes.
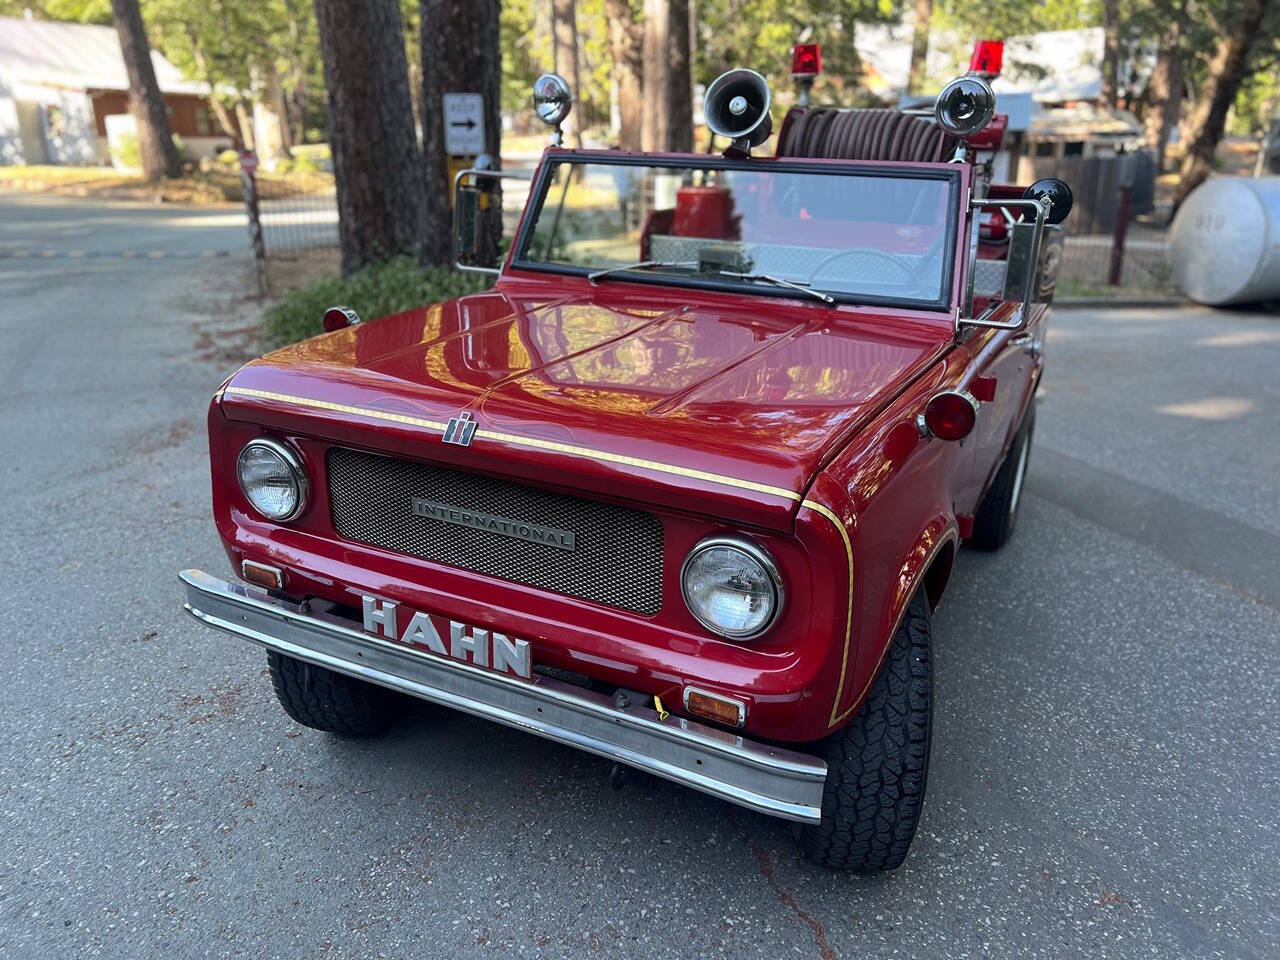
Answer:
[326,447,664,615]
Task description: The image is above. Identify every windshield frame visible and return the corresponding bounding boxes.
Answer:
[508,150,966,313]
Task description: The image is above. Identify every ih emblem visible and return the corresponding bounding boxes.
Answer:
[442,410,478,446]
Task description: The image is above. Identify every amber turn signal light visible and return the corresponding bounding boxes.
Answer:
[919,389,979,441]
[241,559,284,590]
[683,687,746,728]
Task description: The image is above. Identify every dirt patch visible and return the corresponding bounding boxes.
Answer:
[178,678,251,724]
[266,249,343,296]
[0,166,334,206]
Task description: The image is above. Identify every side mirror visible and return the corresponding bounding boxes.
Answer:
[961,188,1064,331]
[1004,221,1065,304]
[452,166,536,275]
[454,183,482,260]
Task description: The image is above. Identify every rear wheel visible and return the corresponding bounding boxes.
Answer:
[267,651,399,736]
[799,590,933,872]
[968,406,1035,551]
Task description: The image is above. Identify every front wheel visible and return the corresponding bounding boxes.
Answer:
[799,590,933,872]
[267,651,400,736]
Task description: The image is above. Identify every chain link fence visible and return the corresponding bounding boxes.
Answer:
[244,155,1176,300]
[1028,152,1176,299]
[250,177,340,255]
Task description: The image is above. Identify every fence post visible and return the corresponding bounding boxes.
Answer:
[239,149,268,298]
[1108,183,1132,286]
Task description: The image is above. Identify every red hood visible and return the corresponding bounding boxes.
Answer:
[221,282,952,531]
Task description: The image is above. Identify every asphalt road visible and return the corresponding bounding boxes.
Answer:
[1,194,1277,960]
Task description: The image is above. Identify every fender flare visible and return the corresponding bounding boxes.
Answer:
[826,518,958,729]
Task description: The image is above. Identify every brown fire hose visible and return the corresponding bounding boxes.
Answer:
[776,108,956,163]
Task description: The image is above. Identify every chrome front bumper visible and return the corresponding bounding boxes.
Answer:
[179,569,826,823]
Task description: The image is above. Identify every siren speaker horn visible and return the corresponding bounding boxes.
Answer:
[704,69,773,152]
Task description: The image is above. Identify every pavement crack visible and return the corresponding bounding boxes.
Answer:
[753,844,838,960]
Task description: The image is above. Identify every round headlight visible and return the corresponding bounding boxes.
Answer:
[681,536,784,640]
[236,438,308,522]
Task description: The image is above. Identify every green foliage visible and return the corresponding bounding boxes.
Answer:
[289,151,320,173]
[695,0,903,106]
[0,0,110,22]
[265,256,491,346]
[110,132,141,168]
[501,0,549,116]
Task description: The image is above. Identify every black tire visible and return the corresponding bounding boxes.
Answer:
[799,590,933,872]
[267,651,399,736]
[967,405,1035,551]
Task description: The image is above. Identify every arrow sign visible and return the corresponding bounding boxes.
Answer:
[442,93,484,156]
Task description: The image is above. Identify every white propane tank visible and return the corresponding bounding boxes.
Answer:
[1170,176,1280,306]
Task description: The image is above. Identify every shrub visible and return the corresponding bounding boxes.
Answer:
[265,255,492,346]
[216,149,239,166]
[290,152,320,173]
[111,132,141,169]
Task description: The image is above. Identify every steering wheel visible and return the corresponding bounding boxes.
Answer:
[806,247,928,298]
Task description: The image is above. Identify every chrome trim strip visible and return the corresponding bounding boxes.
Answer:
[179,569,826,824]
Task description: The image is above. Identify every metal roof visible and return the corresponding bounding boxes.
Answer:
[993,28,1113,104]
[0,16,208,96]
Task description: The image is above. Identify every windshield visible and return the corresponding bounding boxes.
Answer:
[514,156,960,309]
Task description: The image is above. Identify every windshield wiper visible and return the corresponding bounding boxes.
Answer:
[588,259,697,283]
[716,270,836,305]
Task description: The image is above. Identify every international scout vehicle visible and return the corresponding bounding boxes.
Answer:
[182,43,1072,872]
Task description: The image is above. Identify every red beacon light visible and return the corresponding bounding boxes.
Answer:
[791,43,822,78]
[918,390,979,441]
[969,40,1004,79]
[322,305,361,332]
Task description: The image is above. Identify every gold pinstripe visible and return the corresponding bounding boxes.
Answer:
[222,386,953,729]
[826,531,957,728]
[800,500,857,727]
[222,386,802,502]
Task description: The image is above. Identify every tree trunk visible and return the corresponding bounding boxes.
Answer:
[906,0,933,97]
[551,0,582,146]
[234,101,256,151]
[1174,0,1271,209]
[206,96,239,145]
[1099,0,1120,111]
[314,0,425,274]
[641,0,668,152]
[267,65,294,153]
[420,0,502,266]
[185,29,240,145]
[1143,16,1184,172]
[666,0,692,151]
[606,0,643,150]
[109,0,181,180]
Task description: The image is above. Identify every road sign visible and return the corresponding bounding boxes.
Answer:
[238,149,258,176]
[443,93,485,156]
